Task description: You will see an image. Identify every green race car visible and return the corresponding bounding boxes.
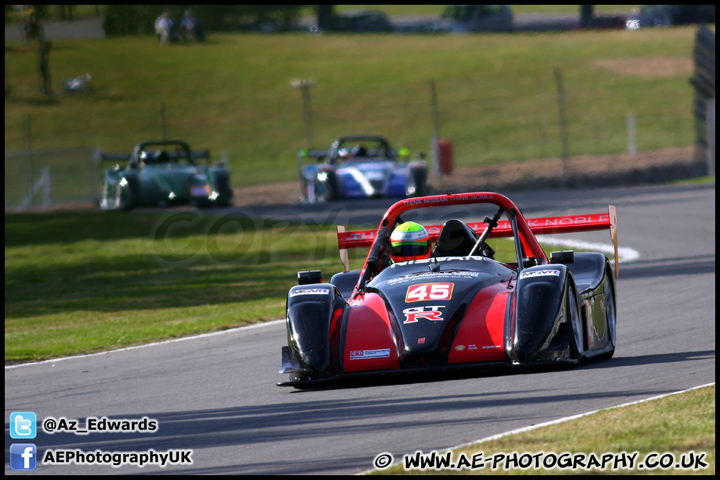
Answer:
[100,140,233,211]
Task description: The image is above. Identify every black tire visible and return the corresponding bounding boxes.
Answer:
[410,167,427,197]
[213,172,233,206]
[317,172,338,202]
[597,271,617,360]
[115,183,133,211]
[567,282,583,364]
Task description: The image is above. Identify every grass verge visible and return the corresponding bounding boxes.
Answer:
[373,384,715,475]
[5,211,354,362]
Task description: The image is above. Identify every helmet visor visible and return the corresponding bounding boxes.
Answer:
[391,241,429,259]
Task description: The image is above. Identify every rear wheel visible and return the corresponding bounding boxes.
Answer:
[567,282,583,364]
[597,272,616,360]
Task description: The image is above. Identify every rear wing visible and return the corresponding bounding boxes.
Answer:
[100,150,211,164]
[191,150,211,162]
[337,206,619,277]
[100,152,132,162]
[297,149,330,177]
[297,149,330,163]
[299,149,330,158]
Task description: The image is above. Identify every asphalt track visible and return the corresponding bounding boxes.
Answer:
[4,182,715,475]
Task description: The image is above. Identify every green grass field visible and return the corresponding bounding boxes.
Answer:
[5,211,347,362]
[5,20,699,190]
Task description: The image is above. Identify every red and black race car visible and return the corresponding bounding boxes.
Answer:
[278,192,618,389]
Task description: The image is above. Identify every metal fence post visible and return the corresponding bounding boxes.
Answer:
[708,98,715,177]
[24,114,33,208]
[42,166,51,212]
[627,113,636,159]
[430,80,441,178]
[92,147,103,204]
[291,79,316,150]
[554,67,569,177]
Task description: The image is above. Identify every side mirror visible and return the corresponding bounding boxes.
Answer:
[550,250,575,264]
[523,256,544,267]
[298,270,323,285]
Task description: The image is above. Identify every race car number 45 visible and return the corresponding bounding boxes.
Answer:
[406,283,454,302]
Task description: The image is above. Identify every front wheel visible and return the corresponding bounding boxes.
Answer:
[316,172,338,202]
[115,183,133,211]
[409,168,427,197]
[101,183,112,210]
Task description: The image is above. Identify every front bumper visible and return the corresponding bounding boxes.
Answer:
[277,359,577,389]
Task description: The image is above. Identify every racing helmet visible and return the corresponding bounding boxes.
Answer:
[155,149,170,163]
[390,221,432,263]
[139,150,155,165]
[338,148,351,160]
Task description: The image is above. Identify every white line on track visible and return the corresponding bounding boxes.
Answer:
[540,237,640,262]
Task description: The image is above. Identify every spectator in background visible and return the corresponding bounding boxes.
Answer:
[39,41,52,95]
[154,9,175,44]
[21,12,44,48]
[180,9,205,42]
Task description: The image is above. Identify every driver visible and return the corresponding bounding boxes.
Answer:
[155,149,170,163]
[389,221,432,263]
[350,144,368,158]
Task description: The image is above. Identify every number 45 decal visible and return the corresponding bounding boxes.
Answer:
[405,282,454,302]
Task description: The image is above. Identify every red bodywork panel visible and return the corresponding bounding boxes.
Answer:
[342,293,400,372]
[449,283,510,363]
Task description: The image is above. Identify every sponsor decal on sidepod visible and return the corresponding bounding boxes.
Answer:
[290,288,330,296]
[350,349,391,360]
[519,269,560,279]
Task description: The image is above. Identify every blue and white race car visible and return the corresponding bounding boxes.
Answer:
[298,135,429,203]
